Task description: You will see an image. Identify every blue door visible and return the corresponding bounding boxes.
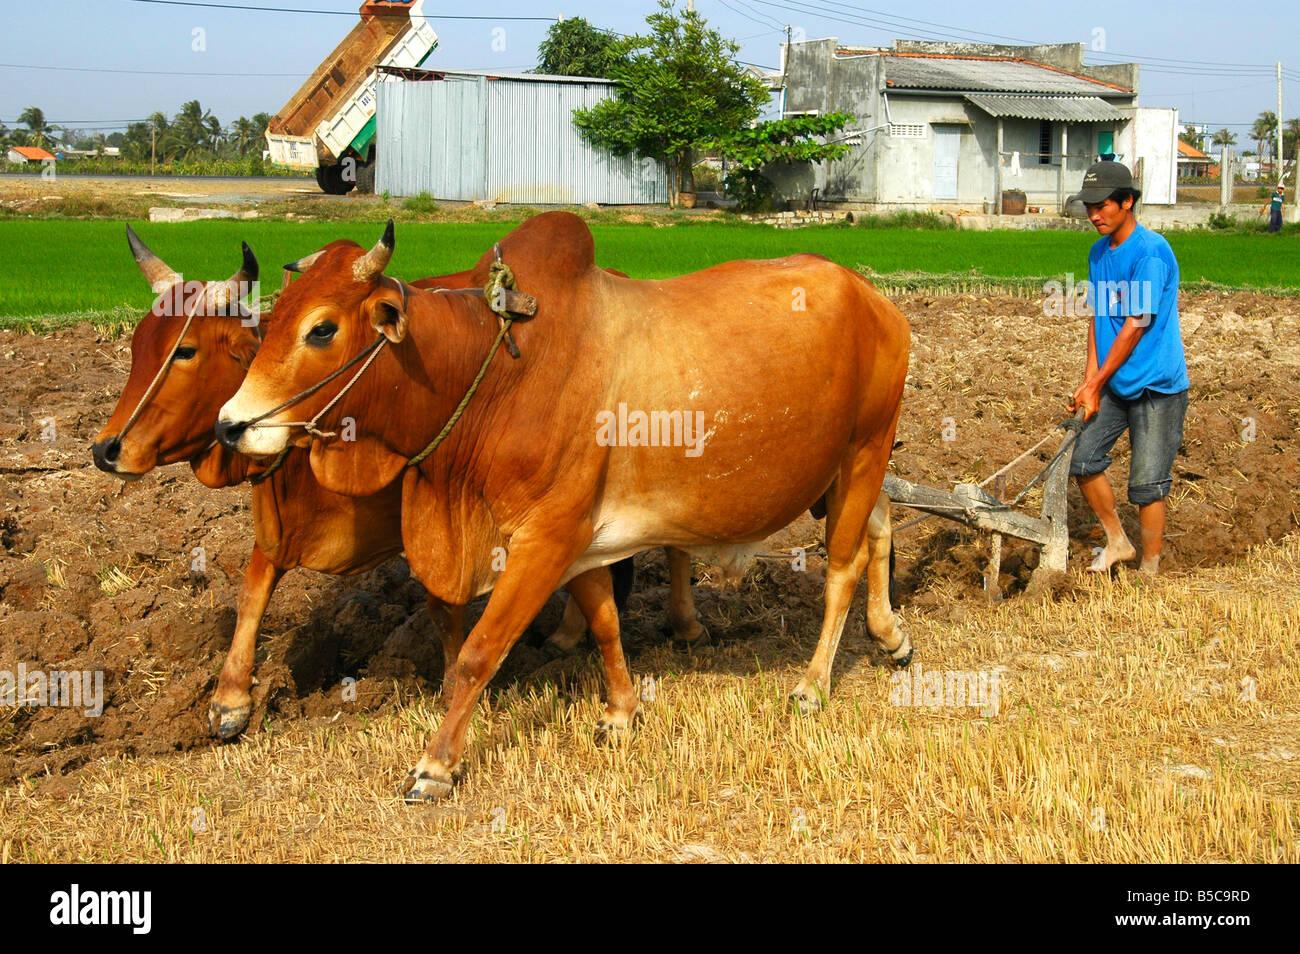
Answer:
[933,125,960,200]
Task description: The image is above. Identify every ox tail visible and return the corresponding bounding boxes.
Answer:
[889,540,898,607]
[611,557,636,615]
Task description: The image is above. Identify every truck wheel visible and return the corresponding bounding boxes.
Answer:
[356,159,376,195]
[315,164,355,196]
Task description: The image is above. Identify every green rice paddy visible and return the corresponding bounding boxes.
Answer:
[0,219,1294,330]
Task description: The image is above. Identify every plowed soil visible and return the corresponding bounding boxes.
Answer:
[2,291,1296,792]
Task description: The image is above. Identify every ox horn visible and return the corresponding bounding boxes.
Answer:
[202,242,260,313]
[126,224,181,294]
[283,249,325,274]
[352,218,395,283]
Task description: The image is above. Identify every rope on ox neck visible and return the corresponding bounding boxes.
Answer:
[115,291,203,442]
[248,444,290,485]
[407,247,519,468]
[243,332,389,440]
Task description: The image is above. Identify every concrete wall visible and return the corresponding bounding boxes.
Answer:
[776,39,1136,211]
[1115,106,1178,205]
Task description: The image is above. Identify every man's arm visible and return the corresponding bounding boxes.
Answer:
[1069,316,1148,419]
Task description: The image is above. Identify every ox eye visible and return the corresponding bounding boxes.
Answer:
[174,346,197,360]
[307,321,337,346]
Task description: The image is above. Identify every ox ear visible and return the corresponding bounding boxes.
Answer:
[228,324,260,370]
[364,276,409,344]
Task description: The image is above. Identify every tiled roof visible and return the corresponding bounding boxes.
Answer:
[1176,140,1209,159]
[8,146,56,161]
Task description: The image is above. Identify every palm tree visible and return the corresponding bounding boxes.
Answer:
[1251,111,1277,166]
[1283,118,1300,171]
[174,100,218,156]
[18,106,56,149]
[229,116,258,156]
[1211,128,1237,148]
[204,115,223,153]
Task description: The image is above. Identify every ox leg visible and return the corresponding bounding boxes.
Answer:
[565,568,639,737]
[428,597,465,698]
[209,545,284,739]
[792,457,904,714]
[666,546,708,645]
[402,528,593,803]
[543,595,589,655]
[864,492,910,667]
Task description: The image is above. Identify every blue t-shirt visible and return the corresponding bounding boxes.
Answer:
[1087,224,1189,399]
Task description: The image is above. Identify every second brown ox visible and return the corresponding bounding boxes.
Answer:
[216,212,912,801]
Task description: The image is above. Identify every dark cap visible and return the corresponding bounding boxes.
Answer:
[1078,160,1139,203]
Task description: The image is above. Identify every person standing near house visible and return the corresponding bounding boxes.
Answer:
[1066,160,1189,575]
[1261,185,1285,232]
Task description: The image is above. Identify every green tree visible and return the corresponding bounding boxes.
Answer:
[534,16,624,78]
[1283,118,1300,168]
[572,0,770,205]
[711,113,856,211]
[1251,110,1277,164]
[229,116,259,156]
[1211,128,1237,148]
[1178,128,1205,152]
[18,106,56,149]
[173,100,220,156]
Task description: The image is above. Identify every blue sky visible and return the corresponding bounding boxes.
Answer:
[2,0,1297,143]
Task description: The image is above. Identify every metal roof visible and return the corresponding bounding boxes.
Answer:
[876,55,1131,96]
[378,65,616,85]
[965,93,1128,122]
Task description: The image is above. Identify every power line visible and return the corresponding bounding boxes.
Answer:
[752,0,1283,77]
[1,119,149,125]
[718,0,785,32]
[126,0,555,18]
[0,61,304,76]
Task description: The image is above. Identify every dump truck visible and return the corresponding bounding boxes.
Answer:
[266,0,437,194]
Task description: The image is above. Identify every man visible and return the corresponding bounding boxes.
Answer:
[1261,184,1285,233]
[1066,160,1189,574]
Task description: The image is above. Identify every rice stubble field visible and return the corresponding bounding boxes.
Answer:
[1,277,1296,862]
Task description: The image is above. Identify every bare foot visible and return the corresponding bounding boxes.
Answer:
[1088,537,1137,572]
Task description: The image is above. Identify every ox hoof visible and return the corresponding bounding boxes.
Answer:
[789,686,825,716]
[884,630,913,669]
[208,700,252,740]
[670,621,710,648]
[401,770,455,804]
[594,709,639,744]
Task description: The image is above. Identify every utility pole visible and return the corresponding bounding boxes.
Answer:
[1277,62,1284,185]
[150,119,156,176]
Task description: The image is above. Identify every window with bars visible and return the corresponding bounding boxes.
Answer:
[1038,121,1053,164]
[890,123,926,139]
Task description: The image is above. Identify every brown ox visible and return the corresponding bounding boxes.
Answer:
[91,228,691,738]
[217,212,910,801]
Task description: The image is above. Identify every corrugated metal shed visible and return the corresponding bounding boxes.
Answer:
[965,93,1127,122]
[376,72,668,203]
[877,55,1131,96]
